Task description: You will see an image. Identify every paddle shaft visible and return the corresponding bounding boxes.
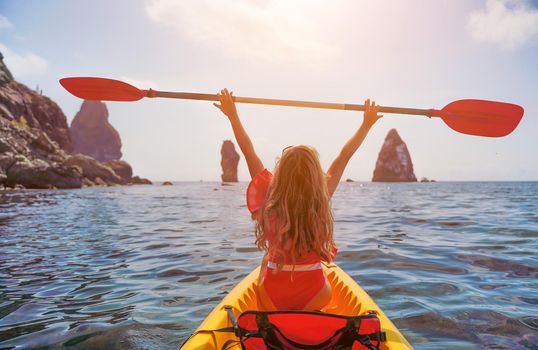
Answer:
[58,77,524,137]
[150,90,438,117]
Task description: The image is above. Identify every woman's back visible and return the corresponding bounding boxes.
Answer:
[247,161,336,310]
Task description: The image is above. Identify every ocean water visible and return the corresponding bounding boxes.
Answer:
[0,182,537,349]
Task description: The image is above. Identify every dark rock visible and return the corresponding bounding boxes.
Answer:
[104,159,152,185]
[372,129,417,182]
[93,177,107,186]
[7,154,82,189]
[66,154,123,185]
[0,52,14,85]
[82,177,95,187]
[0,117,82,189]
[345,178,354,182]
[0,52,72,151]
[0,152,15,172]
[131,176,152,185]
[70,100,122,162]
[0,168,7,184]
[0,115,141,188]
[221,140,240,182]
[420,177,430,183]
[0,54,73,152]
[105,160,133,179]
[162,181,173,186]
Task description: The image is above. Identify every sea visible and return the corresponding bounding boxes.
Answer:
[0,181,537,349]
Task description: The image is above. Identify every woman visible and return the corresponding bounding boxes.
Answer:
[214,88,381,310]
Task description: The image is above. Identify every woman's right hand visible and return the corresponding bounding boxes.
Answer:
[213,88,238,121]
[362,98,382,127]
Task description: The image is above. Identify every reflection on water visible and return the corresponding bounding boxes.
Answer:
[1,182,537,349]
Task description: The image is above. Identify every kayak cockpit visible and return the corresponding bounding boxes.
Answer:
[179,264,412,349]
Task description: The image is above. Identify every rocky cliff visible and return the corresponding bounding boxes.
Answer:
[372,129,417,182]
[70,100,122,161]
[0,117,82,188]
[0,52,151,189]
[0,52,72,152]
[0,115,151,189]
[221,140,240,182]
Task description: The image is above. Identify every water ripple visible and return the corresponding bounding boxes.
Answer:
[0,181,537,349]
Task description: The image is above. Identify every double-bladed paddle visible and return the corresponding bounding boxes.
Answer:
[59,77,524,137]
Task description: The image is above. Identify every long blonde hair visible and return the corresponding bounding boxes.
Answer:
[255,145,335,269]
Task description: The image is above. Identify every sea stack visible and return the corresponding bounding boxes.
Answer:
[70,100,122,162]
[372,129,417,182]
[221,140,240,182]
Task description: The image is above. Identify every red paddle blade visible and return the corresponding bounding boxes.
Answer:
[59,77,146,101]
[436,99,523,137]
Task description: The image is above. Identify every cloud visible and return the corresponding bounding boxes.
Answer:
[145,0,337,65]
[0,43,48,78]
[0,15,13,30]
[468,0,538,50]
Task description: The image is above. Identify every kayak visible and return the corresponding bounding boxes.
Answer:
[180,263,412,349]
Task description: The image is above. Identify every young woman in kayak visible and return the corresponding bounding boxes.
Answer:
[214,88,381,310]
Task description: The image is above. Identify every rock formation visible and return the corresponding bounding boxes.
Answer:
[0,117,82,189]
[372,129,417,182]
[0,52,14,83]
[104,160,132,179]
[162,181,173,186]
[66,154,123,185]
[131,176,152,185]
[0,115,153,189]
[103,160,152,185]
[70,100,122,162]
[221,140,240,182]
[0,52,151,189]
[0,53,72,152]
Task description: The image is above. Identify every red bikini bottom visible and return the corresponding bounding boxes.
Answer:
[263,267,326,310]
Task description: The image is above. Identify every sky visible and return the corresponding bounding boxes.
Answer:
[0,0,537,181]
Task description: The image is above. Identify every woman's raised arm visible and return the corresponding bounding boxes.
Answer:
[326,99,382,197]
[214,88,264,179]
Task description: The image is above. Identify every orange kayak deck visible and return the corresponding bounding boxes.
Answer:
[180,264,413,349]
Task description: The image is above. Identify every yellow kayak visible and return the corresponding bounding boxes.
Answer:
[180,263,413,349]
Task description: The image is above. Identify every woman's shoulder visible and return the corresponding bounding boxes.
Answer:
[247,168,273,213]
[252,168,273,183]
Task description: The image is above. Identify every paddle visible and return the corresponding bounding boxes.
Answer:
[59,77,524,137]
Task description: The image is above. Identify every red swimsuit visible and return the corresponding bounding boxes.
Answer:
[247,169,337,310]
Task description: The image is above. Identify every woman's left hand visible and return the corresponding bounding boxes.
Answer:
[213,88,239,121]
